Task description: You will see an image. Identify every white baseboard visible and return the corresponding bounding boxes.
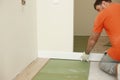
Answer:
[118,64,120,80]
[38,51,104,61]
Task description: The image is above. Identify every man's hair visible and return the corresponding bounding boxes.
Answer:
[94,0,112,10]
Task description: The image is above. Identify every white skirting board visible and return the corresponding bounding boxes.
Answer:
[38,51,104,61]
[118,64,120,80]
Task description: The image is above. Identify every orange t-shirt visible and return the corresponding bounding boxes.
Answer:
[93,3,120,61]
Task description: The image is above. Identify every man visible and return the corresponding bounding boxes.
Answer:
[81,0,120,79]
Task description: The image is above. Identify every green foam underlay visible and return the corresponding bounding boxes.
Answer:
[33,59,90,80]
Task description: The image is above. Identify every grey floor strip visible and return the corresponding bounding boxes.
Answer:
[88,62,116,80]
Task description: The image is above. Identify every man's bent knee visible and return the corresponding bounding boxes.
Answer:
[99,62,117,76]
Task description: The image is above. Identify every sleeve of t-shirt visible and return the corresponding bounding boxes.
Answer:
[93,12,105,33]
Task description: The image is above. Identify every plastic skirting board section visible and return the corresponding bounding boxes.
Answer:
[38,51,104,62]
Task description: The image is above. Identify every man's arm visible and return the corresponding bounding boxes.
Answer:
[85,32,100,54]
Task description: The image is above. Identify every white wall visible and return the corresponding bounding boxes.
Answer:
[37,0,73,52]
[113,0,120,3]
[0,0,37,80]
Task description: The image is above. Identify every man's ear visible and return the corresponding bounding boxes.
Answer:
[102,1,106,6]
[101,1,108,8]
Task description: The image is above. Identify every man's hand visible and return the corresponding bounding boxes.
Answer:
[81,52,89,62]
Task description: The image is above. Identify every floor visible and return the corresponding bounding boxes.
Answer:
[33,59,90,80]
[14,58,49,80]
[15,36,115,80]
[89,62,116,80]
[74,36,110,53]
[33,36,115,80]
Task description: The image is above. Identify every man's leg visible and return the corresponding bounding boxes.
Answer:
[99,53,119,76]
